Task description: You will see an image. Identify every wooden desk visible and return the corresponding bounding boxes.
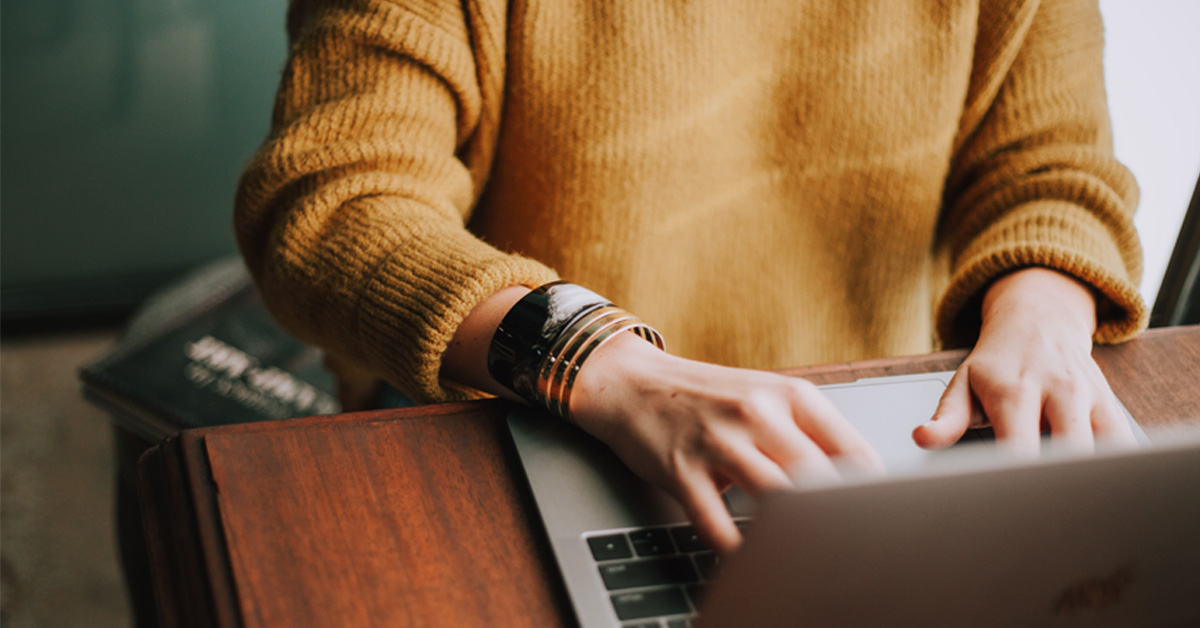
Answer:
[138,326,1200,628]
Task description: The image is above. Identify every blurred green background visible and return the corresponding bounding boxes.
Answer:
[1,0,287,322]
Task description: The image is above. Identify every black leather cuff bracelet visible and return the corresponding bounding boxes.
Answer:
[487,281,611,402]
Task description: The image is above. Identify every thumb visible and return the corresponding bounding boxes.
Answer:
[913,368,976,449]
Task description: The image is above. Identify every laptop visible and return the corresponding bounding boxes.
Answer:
[506,372,1200,628]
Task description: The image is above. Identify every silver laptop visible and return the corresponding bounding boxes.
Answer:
[506,372,1200,628]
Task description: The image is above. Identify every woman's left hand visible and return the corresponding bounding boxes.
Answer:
[913,267,1136,455]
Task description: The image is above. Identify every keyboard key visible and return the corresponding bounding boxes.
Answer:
[611,588,690,620]
[629,528,676,556]
[667,619,692,628]
[670,526,708,553]
[685,584,707,608]
[599,556,699,590]
[588,534,633,561]
[693,552,722,580]
[622,622,660,628]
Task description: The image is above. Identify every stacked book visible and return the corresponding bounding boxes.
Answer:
[79,258,340,442]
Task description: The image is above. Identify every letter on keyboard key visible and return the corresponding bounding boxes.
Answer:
[610,588,691,620]
[598,556,699,590]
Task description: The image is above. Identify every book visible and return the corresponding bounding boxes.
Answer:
[80,259,340,443]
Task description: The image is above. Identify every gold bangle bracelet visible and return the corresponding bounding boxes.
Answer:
[531,305,664,422]
[539,309,636,417]
[536,307,627,409]
[557,319,664,421]
[548,314,641,418]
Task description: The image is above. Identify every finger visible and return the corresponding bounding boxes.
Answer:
[1091,389,1138,448]
[779,437,842,488]
[752,422,823,473]
[673,472,741,556]
[784,380,885,473]
[707,437,794,497]
[913,368,974,449]
[1041,386,1094,453]
[728,386,825,473]
[745,409,851,483]
[982,383,1042,458]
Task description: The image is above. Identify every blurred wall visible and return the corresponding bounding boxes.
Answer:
[1100,0,1200,306]
[1,0,288,317]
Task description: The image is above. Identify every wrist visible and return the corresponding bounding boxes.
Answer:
[441,285,532,401]
[569,330,676,433]
[482,281,665,419]
[981,268,1097,339]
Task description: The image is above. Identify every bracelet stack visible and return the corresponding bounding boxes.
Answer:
[488,281,664,421]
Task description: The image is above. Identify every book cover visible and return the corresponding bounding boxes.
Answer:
[80,266,340,442]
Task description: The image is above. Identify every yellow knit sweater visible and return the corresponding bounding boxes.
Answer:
[236,0,1146,403]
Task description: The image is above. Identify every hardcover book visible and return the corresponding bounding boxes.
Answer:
[80,259,340,442]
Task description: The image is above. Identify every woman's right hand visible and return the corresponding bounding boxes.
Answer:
[569,331,885,555]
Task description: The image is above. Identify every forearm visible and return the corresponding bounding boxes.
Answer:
[935,0,1144,348]
[236,1,559,403]
[440,285,532,401]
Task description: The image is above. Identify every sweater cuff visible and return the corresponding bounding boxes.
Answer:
[357,227,559,404]
[936,200,1147,348]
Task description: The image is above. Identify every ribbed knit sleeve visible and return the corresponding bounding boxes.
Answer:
[936,0,1146,347]
[235,0,557,403]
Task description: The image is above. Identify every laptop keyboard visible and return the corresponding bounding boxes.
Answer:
[585,520,749,627]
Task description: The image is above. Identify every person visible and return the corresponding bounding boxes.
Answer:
[235,0,1146,554]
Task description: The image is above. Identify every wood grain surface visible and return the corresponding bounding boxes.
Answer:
[140,326,1200,628]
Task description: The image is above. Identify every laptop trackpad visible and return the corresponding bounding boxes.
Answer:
[820,375,950,474]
